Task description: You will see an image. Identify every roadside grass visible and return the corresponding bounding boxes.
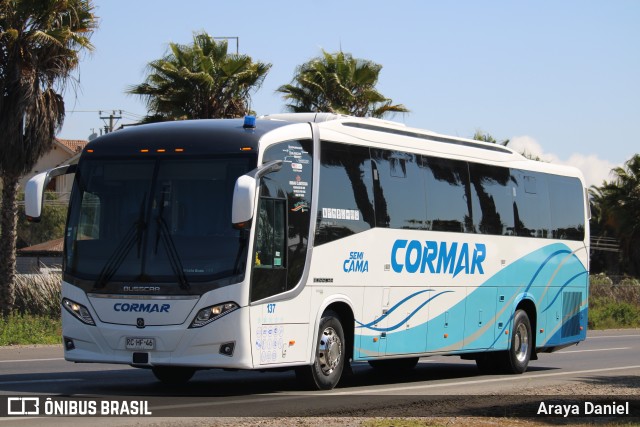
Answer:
[0,312,61,346]
[0,272,62,346]
[589,275,640,329]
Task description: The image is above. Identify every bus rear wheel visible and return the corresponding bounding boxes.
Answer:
[475,309,532,374]
[152,366,196,384]
[504,309,532,374]
[296,310,345,390]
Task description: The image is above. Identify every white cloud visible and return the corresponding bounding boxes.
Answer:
[510,136,616,188]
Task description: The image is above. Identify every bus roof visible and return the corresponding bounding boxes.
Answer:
[82,118,291,156]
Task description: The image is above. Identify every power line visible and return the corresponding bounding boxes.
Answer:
[99,110,122,133]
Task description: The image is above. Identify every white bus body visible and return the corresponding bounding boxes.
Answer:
[26,114,589,389]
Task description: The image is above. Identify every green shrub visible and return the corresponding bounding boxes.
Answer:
[588,274,640,329]
[619,276,640,287]
[589,301,640,329]
[589,273,613,286]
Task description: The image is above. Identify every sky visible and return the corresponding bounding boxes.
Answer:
[58,1,640,188]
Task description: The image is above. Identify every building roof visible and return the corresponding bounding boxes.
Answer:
[17,238,64,255]
[55,138,88,154]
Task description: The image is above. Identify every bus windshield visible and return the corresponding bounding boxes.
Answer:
[64,155,256,286]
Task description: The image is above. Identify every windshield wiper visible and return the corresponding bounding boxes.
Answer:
[95,195,146,289]
[154,188,190,290]
[154,217,190,290]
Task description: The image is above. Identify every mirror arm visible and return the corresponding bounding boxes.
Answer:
[25,164,77,222]
[231,160,283,228]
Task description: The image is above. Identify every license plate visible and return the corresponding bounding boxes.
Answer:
[126,337,155,350]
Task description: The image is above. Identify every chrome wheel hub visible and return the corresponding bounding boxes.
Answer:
[514,322,529,363]
[318,326,341,376]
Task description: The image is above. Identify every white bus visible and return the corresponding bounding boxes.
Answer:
[26,113,589,389]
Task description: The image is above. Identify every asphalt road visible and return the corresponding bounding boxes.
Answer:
[1,329,639,424]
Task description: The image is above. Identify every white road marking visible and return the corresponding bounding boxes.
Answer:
[148,364,640,411]
[557,347,629,353]
[0,358,64,364]
[587,334,640,339]
[326,365,640,395]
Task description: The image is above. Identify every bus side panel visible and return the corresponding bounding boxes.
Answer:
[248,287,311,367]
[424,289,465,353]
[463,286,497,350]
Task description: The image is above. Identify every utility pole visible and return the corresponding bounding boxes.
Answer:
[99,110,122,133]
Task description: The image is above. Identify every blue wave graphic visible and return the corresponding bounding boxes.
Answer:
[356,290,453,332]
[541,270,588,313]
[354,242,588,359]
[525,249,572,292]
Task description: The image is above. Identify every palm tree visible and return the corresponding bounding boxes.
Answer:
[277,50,408,118]
[0,0,97,316]
[473,130,510,146]
[590,154,640,276]
[128,32,271,121]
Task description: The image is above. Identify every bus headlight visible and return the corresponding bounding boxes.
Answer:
[189,302,239,328]
[62,298,96,326]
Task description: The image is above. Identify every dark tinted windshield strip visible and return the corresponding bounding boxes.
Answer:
[342,122,512,154]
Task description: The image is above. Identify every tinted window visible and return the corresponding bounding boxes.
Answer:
[469,163,515,235]
[371,149,428,230]
[423,157,473,233]
[548,175,585,240]
[65,157,254,285]
[315,141,375,245]
[252,140,313,301]
[512,170,551,238]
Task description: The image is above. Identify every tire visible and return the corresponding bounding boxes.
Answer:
[152,366,196,384]
[296,310,345,390]
[368,357,419,372]
[503,309,532,374]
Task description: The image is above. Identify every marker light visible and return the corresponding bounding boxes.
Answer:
[174,148,184,153]
[86,149,94,153]
[240,147,253,151]
[189,302,239,328]
[62,298,95,326]
[243,115,256,129]
[140,149,149,153]
[156,149,166,153]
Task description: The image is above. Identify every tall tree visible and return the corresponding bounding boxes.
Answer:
[0,0,96,316]
[277,50,408,118]
[473,130,510,146]
[128,32,271,121]
[590,154,640,276]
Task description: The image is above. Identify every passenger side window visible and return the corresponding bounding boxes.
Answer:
[512,170,551,238]
[548,175,585,240]
[315,141,375,245]
[423,157,474,233]
[370,149,428,230]
[469,163,515,235]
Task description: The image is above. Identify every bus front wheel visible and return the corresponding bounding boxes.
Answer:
[296,310,345,390]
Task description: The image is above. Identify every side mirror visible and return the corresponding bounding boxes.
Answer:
[231,160,283,228]
[25,165,76,222]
